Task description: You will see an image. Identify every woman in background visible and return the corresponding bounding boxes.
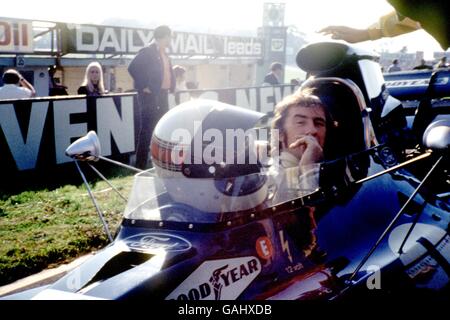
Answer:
[78,61,106,96]
[173,65,187,91]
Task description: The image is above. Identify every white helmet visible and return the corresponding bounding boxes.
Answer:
[150,99,269,215]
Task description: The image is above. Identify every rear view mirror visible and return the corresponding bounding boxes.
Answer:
[422,120,450,150]
[65,131,101,161]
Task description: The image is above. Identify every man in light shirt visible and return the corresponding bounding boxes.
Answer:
[0,69,36,100]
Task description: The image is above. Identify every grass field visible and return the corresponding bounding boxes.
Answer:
[0,173,134,286]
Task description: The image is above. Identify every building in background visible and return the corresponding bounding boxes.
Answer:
[256,3,288,84]
[378,49,450,72]
[0,17,264,96]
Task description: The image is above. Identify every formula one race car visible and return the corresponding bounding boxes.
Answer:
[3,42,449,300]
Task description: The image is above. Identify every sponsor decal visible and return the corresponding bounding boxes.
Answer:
[379,147,397,167]
[406,256,438,280]
[385,79,430,88]
[385,77,449,88]
[166,256,261,300]
[389,224,450,289]
[285,262,304,274]
[407,235,450,281]
[256,236,273,260]
[124,233,192,253]
[279,230,293,263]
[271,38,284,52]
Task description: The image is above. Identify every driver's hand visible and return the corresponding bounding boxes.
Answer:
[289,135,323,168]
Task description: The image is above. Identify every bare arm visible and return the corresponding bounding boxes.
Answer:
[319,26,371,43]
[319,11,421,43]
[19,77,36,97]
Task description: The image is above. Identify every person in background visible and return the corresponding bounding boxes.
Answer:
[78,61,106,96]
[290,78,301,86]
[173,65,187,91]
[263,62,283,86]
[387,59,402,73]
[435,56,449,69]
[0,69,35,99]
[412,59,433,70]
[128,25,175,169]
[48,65,68,96]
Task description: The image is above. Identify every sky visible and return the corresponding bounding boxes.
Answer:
[1,0,445,59]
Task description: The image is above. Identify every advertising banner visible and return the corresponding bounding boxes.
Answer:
[0,18,33,53]
[0,94,135,176]
[62,23,263,58]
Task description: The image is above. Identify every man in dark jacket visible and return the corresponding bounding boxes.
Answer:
[128,25,176,169]
[263,62,283,86]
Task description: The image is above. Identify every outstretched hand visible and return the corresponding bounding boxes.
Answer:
[319,26,370,43]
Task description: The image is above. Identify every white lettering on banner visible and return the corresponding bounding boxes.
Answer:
[0,102,48,170]
[127,30,140,53]
[171,34,215,56]
[54,100,87,164]
[0,20,33,53]
[224,38,262,56]
[96,96,134,156]
[274,86,283,104]
[76,26,99,51]
[236,88,257,111]
[260,87,275,114]
[227,40,236,55]
[171,33,184,54]
[185,34,199,54]
[72,24,261,56]
[205,36,215,55]
[137,30,153,50]
[0,96,136,171]
[99,28,121,52]
[125,29,154,53]
[120,29,126,53]
[169,85,297,111]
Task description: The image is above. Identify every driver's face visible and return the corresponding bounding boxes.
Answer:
[282,105,327,158]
